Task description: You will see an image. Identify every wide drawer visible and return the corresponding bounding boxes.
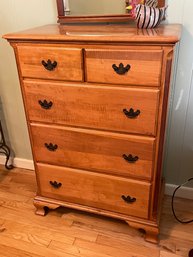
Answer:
[24,80,159,136]
[36,163,151,219]
[85,49,163,86]
[17,45,83,81]
[31,124,155,180]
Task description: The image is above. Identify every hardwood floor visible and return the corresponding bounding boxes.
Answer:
[0,165,192,257]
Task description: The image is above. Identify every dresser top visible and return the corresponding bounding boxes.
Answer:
[4,23,181,44]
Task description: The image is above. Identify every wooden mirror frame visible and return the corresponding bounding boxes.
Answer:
[56,0,165,24]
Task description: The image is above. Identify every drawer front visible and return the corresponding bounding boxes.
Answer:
[24,80,159,136]
[17,45,83,81]
[85,49,163,86]
[37,163,151,219]
[31,124,155,180]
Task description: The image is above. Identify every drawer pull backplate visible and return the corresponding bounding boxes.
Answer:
[122,154,139,163]
[45,143,58,151]
[122,195,136,204]
[38,100,53,110]
[50,181,62,189]
[112,63,131,75]
[42,59,57,71]
[123,108,140,119]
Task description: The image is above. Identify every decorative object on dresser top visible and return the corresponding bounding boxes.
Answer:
[3,23,181,244]
[126,0,167,29]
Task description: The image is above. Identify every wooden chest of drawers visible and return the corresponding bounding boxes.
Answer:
[4,24,181,243]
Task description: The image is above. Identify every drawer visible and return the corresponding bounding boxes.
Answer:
[85,49,163,86]
[17,45,83,81]
[24,80,159,136]
[31,124,155,180]
[36,163,151,219]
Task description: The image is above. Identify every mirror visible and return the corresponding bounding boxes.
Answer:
[62,0,126,16]
[56,0,165,23]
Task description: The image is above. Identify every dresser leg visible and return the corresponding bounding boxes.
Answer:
[125,220,159,244]
[144,229,159,244]
[34,199,60,216]
[34,200,46,216]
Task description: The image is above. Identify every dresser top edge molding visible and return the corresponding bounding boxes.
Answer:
[3,24,182,44]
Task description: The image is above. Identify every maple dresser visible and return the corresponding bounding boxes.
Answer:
[4,23,181,243]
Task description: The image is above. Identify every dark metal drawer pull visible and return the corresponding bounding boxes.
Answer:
[122,195,136,204]
[38,100,53,109]
[50,181,62,189]
[42,59,57,71]
[112,63,131,75]
[45,143,58,151]
[123,108,140,119]
[122,154,139,163]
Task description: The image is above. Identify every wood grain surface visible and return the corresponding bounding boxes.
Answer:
[17,44,83,81]
[36,163,151,219]
[23,80,160,136]
[31,124,155,180]
[85,49,163,86]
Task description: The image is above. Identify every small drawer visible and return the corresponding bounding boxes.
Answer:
[17,44,83,81]
[31,124,155,180]
[85,49,163,86]
[36,163,151,219]
[24,80,159,136]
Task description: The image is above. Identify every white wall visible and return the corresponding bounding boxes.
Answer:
[164,0,193,187]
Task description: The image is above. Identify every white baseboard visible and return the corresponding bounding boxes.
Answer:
[0,155,34,170]
[164,183,193,200]
[0,155,192,200]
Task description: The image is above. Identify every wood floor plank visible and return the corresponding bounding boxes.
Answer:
[70,214,143,243]
[0,189,31,203]
[64,210,159,248]
[2,219,75,247]
[160,217,193,240]
[0,235,76,257]
[0,244,43,257]
[74,238,149,257]
[62,210,136,235]
[160,236,193,257]
[0,197,34,211]
[0,204,98,243]
[49,239,112,257]
[160,251,179,257]
[96,234,160,257]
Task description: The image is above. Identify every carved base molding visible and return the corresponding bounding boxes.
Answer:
[34,196,159,243]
